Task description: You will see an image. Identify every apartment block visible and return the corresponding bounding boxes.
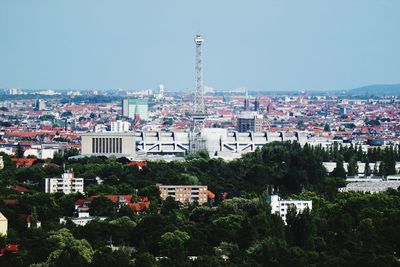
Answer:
[157,184,208,205]
[270,195,312,224]
[42,170,84,194]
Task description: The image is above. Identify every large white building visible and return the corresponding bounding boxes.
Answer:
[42,170,84,194]
[78,129,310,161]
[81,132,136,158]
[339,181,400,193]
[270,195,312,224]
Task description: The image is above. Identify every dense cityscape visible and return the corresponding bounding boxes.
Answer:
[1,1,400,266]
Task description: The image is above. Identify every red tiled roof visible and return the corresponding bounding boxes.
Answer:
[11,158,37,168]
[4,199,18,205]
[207,190,215,199]
[75,195,150,213]
[127,161,147,169]
[10,185,30,193]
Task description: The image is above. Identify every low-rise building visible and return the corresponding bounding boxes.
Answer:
[157,184,209,205]
[59,212,107,226]
[74,195,150,214]
[270,195,312,225]
[41,170,84,194]
[339,181,400,193]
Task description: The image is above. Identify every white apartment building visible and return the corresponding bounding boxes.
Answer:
[110,120,130,132]
[157,184,209,205]
[42,170,84,194]
[270,195,312,225]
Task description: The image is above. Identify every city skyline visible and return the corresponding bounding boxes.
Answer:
[1,0,400,91]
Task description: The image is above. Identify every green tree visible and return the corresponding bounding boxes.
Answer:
[364,160,372,176]
[347,157,358,176]
[159,230,190,265]
[34,228,94,267]
[16,143,25,158]
[331,157,346,178]
[89,196,117,217]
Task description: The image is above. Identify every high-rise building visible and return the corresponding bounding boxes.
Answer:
[254,97,260,111]
[35,99,46,110]
[122,99,148,120]
[243,89,250,111]
[111,120,130,132]
[42,170,84,194]
[237,111,263,132]
[340,107,348,115]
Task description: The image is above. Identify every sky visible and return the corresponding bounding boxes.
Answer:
[0,0,399,92]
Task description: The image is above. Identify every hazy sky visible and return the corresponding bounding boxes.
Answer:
[1,0,399,91]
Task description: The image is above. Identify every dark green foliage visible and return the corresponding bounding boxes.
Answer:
[15,144,24,158]
[0,142,400,266]
[89,196,117,217]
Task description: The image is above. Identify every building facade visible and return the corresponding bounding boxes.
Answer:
[110,120,130,132]
[270,195,312,224]
[157,184,208,205]
[0,212,7,236]
[42,170,84,194]
[122,99,148,120]
[81,132,136,158]
[237,112,263,132]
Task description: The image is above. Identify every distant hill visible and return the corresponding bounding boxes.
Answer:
[349,84,400,95]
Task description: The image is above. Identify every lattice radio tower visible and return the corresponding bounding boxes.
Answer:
[194,34,205,114]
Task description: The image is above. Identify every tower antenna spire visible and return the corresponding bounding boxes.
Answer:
[194,34,205,114]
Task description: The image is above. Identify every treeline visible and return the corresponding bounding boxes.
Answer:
[1,142,339,198]
[1,191,400,266]
[307,142,399,165]
[0,142,399,266]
